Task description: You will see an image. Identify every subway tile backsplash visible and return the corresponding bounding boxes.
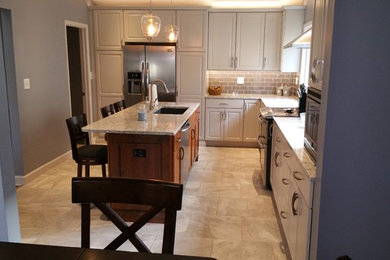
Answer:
[207,71,299,95]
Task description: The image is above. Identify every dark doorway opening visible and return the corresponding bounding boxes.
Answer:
[66,26,84,116]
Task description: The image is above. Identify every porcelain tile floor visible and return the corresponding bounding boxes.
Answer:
[17,146,288,260]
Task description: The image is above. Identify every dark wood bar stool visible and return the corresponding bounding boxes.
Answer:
[72,177,183,254]
[113,100,126,112]
[100,104,115,118]
[66,114,107,177]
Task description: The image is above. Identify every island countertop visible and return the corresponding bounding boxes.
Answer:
[82,102,200,136]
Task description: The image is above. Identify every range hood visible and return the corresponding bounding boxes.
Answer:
[283,29,311,49]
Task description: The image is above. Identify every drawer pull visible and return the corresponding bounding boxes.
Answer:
[280,211,288,219]
[133,149,146,158]
[293,171,304,181]
[282,178,290,185]
[275,152,281,167]
[292,192,299,216]
[180,147,184,160]
[283,152,291,158]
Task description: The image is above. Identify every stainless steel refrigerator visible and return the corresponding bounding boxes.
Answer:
[123,43,176,107]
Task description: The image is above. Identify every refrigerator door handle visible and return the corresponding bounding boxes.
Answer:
[141,62,145,100]
[146,62,150,87]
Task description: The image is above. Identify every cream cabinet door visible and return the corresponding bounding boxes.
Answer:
[205,108,224,141]
[224,109,243,141]
[96,51,123,117]
[263,12,282,71]
[243,100,260,142]
[177,52,205,96]
[208,13,236,70]
[123,10,147,42]
[177,10,207,51]
[94,10,123,50]
[235,13,265,70]
[123,10,175,43]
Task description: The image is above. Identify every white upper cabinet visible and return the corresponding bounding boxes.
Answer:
[177,10,207,51]
[123,10,174,43]
[208,13,236,70]
[263,12,282,70]
[177,52,206,96]
[309,0,328,90]
[235,13,265,70]
[208,12,282,71]
[93,10,123,50]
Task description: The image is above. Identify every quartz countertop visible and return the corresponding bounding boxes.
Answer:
[82,102,199,136]
[205,94,299,108]
[273,116,317,180]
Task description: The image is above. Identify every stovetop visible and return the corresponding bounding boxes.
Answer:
[260,107,299,119]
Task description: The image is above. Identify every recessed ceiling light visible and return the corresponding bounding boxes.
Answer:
[211,0,288,8]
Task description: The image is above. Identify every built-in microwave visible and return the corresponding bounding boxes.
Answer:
[304,88,321,163]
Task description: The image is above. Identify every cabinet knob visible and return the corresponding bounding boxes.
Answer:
[283,152,291,158]
[280,211,288,219]
[275,152,281,167]
[282,178,290,185]
[276,137,281,143]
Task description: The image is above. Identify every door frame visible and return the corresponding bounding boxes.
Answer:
[64,20,93,124]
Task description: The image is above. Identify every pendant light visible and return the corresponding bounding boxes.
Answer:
[165,0,179,42]
[140,0,161,40]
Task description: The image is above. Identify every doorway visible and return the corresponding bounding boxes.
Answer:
[65,21,93,121]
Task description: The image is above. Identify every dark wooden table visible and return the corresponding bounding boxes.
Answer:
[0,242,216,260]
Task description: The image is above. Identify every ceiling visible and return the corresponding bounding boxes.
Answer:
[90,0,304,9]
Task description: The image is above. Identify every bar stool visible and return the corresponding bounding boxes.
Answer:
[113,100,126,112]
[65,114,107,177]
[100,104,115,118]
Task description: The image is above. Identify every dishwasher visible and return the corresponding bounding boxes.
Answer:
[180,120,191,186]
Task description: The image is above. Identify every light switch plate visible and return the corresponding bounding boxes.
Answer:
[23,78,30,90]
[237,77,244,84]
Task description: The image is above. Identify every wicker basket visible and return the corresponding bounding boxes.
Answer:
[208,81,223,95]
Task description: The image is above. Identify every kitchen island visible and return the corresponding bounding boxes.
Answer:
[82,102,200,184]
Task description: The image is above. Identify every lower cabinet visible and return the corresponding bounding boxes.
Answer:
[243,99,260,142]
[205,107,243,141]
[271,123,312,260]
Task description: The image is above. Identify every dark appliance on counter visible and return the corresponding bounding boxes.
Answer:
[304,87,321,163]
[123,43,176,107]
[258,104,299,190]
[297,84,307,114]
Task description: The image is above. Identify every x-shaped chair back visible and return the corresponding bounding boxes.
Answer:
[72,177,183,254]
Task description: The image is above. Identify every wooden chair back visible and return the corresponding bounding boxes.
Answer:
[113,100,126,112]
[72,177,183,254]
[100,104,115,118]
[66,114,89,161]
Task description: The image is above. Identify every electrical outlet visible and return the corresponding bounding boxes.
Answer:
[23,78,30,90]
[237,77,244,84]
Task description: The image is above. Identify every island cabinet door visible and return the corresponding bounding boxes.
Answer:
[107,134,173,181]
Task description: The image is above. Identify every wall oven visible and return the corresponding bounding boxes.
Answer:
[304,87,321,162]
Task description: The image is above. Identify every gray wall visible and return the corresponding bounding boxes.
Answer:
[0,0,89,174]
[317,0,390,258]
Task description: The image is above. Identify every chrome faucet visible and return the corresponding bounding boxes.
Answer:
[149,79,169,110]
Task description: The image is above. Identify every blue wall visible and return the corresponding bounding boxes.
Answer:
[317,0,390,258]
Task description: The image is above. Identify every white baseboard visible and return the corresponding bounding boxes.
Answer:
[15,150,72,186]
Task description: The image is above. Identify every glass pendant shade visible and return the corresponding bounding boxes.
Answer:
[140,13,161,39]
[165,24,179,42]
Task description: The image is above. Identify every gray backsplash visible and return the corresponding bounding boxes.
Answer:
[207,70,300,95]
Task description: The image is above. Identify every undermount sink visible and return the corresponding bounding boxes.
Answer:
[154,106,189,115]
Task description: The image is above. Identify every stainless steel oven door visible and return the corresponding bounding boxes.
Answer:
[304,92,321,162]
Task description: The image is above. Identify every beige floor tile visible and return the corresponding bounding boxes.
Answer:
[185,215,242,240]
[211,239,287,260]
[242,216,282,243]
[16,146,288,259]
